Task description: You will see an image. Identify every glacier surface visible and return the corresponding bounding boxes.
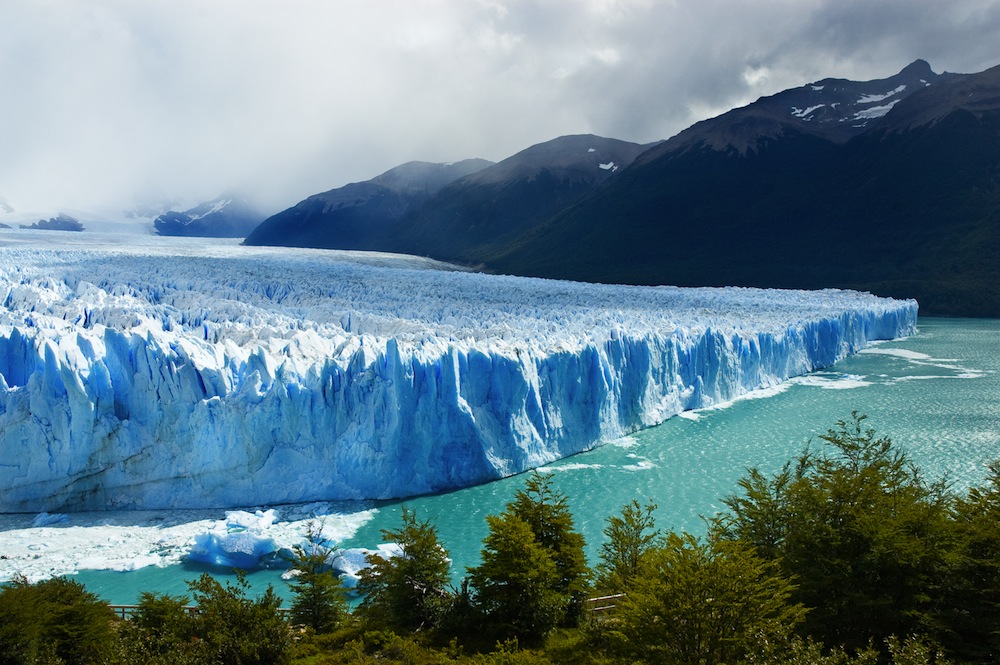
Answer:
[0,231,917,512]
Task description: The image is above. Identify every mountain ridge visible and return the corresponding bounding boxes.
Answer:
[243,158,493,249]
[485,61,1000,316]
[244,59,1000,317]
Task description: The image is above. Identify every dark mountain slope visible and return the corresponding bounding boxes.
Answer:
[485,63,1000,317]
[244,159,492,249]
[383,134,650,262]
[637,59,944,161]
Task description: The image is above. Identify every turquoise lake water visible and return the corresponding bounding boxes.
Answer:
[43,318,1000,603]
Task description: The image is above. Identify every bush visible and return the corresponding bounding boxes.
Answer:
[357,507,452,632]
[720,412,953,651]
[0,575,117,665]
[187,571,291,665]
[288,521,349,633]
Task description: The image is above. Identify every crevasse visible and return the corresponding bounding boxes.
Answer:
[0,236,917,511]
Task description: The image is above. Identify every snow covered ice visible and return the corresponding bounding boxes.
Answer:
[0,231,917,512]
[0,502,379,583]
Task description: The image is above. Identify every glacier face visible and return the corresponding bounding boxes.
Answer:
[0,232,918,512]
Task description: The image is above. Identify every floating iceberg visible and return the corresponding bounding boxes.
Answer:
[330,544,403,589]
[0,233,917,512]
[186,509,283,568]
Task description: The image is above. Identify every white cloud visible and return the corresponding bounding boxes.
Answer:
[1,0,997,215]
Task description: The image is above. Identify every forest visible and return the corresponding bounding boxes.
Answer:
[1,413,996,665]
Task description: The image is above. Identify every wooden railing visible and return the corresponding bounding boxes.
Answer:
[108,605,293,620]
[584,593,625,614]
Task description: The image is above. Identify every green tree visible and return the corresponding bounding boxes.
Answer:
[357,506,452,632]
[187,571,291,665]
[465,473,589,643]
[595,499,659,593]
[720,413,953,652]
[467,512,566,645]
[112,592,202,664]
[288,521,349,633]
[0,575,117,665]
[937,460,1000,662]
[505,472,589,622]
[608,532,806,665]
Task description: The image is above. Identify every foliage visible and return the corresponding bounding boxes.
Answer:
[466,472,589,644]
[719,412,954,652]
[0,575,117,665]
[187,571,291,665]
[606,532,806,665]
[744,634,952,665]
[504,472,590,622]
[357,507,452,632]
[937,460,1000,662]
[595,499,659,593]
[288,521,349,633]
[112,592,202,664]
[289,627,465,665]
[467,512,566,645]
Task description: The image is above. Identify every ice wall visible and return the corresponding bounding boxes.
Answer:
[0,234,918,511]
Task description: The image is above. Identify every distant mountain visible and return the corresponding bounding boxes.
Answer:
[21,213,85,232]
[380,135,652,262]
[483,61,1000,317]
[640,59,944,159]
[245,136,650,262]
[245,60,1000,317]
[244,159,493,249]
[155,195,265,238]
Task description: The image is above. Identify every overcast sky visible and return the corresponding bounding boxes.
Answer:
[2,0,998,216]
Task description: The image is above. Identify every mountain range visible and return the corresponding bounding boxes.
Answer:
[245,59,1000,317]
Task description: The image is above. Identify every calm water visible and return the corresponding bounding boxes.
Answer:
[53,318,1000,603]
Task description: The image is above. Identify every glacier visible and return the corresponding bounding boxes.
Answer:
[0,231,918,512]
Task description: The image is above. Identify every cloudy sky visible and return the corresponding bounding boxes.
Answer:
[2,0,998,217]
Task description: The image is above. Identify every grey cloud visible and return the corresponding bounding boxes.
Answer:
[0,0,996,216]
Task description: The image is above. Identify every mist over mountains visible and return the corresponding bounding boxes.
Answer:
[250,60,996,317]
[154,195,265,238]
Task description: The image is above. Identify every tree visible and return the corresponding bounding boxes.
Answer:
[113,592,202,664]
[0,575,117,665]
[505,472,589,622]
[595,499,659,593]
[288,520,349,633]
[357,506,452,632]
[937,460,1000,662]
[467,512,566,645]
[719,412,953,652]
[608,532,806,665]
[466,472,589,643]
[187,571,291,665]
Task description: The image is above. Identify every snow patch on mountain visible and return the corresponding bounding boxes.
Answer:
[791,104,825,119]
[854,98,902,120]
[857,85,907,104]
